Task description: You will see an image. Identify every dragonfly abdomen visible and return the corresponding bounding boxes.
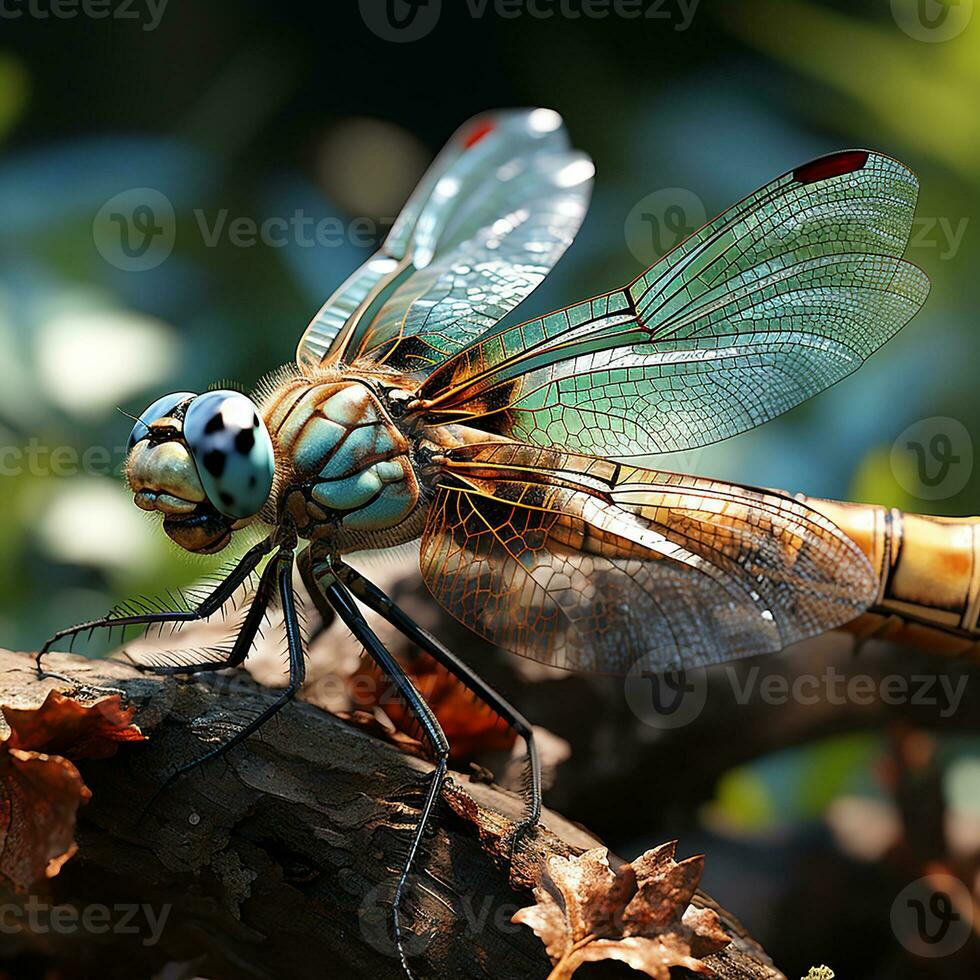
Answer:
[798,495,980,656]
[262,373,422,549]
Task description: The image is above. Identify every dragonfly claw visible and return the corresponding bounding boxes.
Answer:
[500,816,538,867]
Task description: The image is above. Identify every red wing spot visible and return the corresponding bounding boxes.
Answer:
[462,119,495,149]
[793,150,870,184]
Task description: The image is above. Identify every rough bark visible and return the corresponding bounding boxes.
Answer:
[0,649,784,980]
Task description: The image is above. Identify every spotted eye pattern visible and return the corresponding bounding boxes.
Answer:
[127,391,197,452]
[183,390,275,519]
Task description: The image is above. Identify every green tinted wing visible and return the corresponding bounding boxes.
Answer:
[419,151,929,456]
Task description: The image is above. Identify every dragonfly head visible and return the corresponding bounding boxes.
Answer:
[126,390,276,554]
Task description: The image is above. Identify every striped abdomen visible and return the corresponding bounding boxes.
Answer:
[797,495,980,657]
[262,376,422,550]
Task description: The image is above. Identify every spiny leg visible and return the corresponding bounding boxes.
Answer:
[133,543,282,677]
[327,558,542,854]
[142,549,304,811]
[304,554,448,980]
[36,537,274,675]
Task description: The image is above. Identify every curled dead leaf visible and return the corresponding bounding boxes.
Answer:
[512,842,730,980]
[0,689,144,891]
[351,654,516,761]
[3,689,145,758]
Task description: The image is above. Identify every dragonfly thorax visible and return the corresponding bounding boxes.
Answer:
[263,375,422,551]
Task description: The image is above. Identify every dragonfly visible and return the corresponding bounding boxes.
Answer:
[40,107,970,974]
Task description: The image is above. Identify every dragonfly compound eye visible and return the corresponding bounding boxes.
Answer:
[127,391,197,452]
[183,390,275,520]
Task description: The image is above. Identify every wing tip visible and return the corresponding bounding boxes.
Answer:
[456,107,568,149]
[894,258,932,310]
[791,148,920,195]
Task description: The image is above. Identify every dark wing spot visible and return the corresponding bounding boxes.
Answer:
[252,413,260,428]
[793,150,869,184]
[249,475,257,488]
[235,428,255,454]
[203,449,226,478]
[219,491,234,507]
[204,413,225,434]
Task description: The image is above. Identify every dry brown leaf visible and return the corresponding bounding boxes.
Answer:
[3,689,145,758]
[512,842,730,980]
[350,654,517,761]
[0,690,145,891]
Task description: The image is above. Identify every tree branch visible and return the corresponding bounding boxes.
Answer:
[0,650,784,980]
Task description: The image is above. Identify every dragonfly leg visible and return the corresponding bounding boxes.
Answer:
[329,559,542,856]
[300,550,448,980]
[36,537,274,676]
[141,549,304,809]
[132,541,283,677]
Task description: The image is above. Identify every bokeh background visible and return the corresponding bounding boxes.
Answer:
[2,1,980,977]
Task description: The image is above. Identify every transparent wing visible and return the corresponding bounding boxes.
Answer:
[296,108,593,373]
[417,151,929,456]
[420,442,877,673]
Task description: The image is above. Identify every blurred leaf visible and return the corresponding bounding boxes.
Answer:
[944,755,980,814]
[704,735,879,836]
[725,0,980,178]
[702,768,773,834]
[0,54,28,144]
[848,445,922,510]
[797,734,877,815]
